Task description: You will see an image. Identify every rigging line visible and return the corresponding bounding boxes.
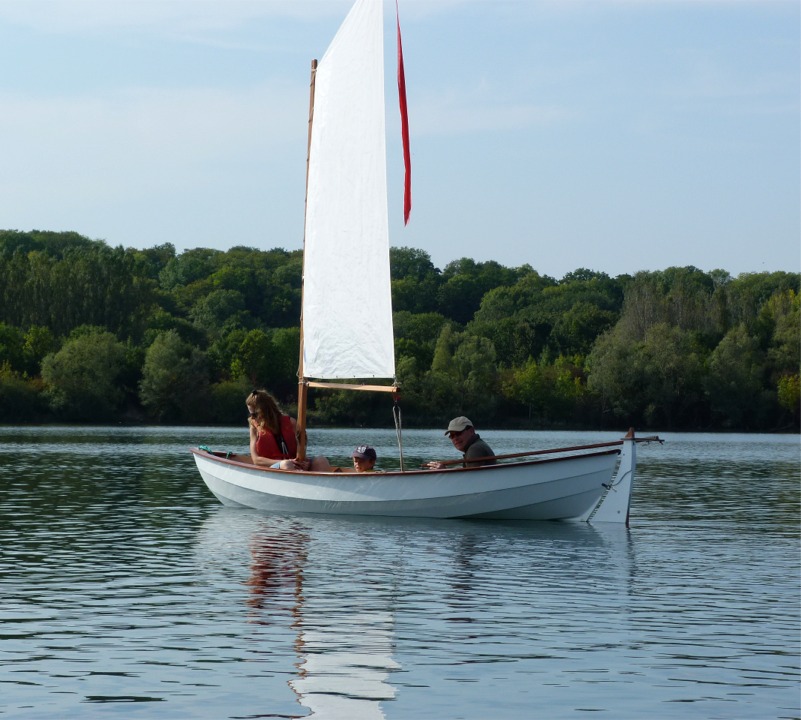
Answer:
[392,394,404,472]
[603,467,632,491]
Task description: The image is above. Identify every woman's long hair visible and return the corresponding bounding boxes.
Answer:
[246,389,282,434]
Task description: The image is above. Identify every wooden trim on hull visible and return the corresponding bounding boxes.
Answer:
[190,446,621,476]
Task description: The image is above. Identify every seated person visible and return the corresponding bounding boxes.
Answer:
[246,389,330,471]
[426,416,497,469]
[333,445,381,473]
[351,445,379,472]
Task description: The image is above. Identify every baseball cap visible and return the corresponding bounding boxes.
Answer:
[352,445,377,461]
[445,416,473,434]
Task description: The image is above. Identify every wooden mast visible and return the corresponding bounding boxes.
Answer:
[295,58,318,462]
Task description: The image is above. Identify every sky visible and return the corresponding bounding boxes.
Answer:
[0,0,798,280]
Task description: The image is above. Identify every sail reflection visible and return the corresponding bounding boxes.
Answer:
[246,519,399,719]
[290,607,398,718]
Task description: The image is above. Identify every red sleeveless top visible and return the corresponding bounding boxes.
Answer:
[254,415,297,460]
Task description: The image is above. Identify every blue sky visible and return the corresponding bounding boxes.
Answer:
[1,0,798,279]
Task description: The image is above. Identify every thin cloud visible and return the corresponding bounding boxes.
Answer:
[0,0,353,34]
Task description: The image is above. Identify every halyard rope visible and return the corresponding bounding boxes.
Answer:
[392,394,404,472]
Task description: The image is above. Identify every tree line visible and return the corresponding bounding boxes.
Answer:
[0,229,798,432]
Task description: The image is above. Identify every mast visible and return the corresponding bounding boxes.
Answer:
[296,58,318,462]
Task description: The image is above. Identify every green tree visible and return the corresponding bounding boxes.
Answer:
[777,374,800,423]
[438,258,528,325]
[588,322,705,429]
[0,323,25,372]
[637,323,705,428]
[0,234,159,341]
[549,301,617,357]
[271,327,302,401]
[503,355,592,427]
[470,271,559,366]
[190,289,251,339]
[393,310,448,370]
[764,289,800,375]
[208,376,253,425]
[615,267,718,341]
[725,271,800,334]
[262,254,303,327]
[231,329,273,387]
[504,357,551,424]
[390,247,441,314]
[40,328,128,421]
[427,325,498,419]
[0,364,47,422]
[451,334,498,416]
[159,247,222,292]
[705,324,767,429]
[22,325,58,376]
[139,330,210,422]
[586,325,641,422]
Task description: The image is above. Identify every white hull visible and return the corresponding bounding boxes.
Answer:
[191,435,637,524]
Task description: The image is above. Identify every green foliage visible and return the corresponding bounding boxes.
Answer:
[438,258,529,325]
[312,389,392,427]
[227,326,302,395]
[0,239,158,342]
[587,322,706,428]
[390,247,440,313]
[503,355,591,427]
[764,289,800,378]
[550,301,617,357]
[208,376,253,425]
[230,329,272,386]
[0,323,25,372]
[419,325,499,420]
[270,327,302,401]
[475,271,621,365]
[22,325,58,376]
[705,325,767,429]
[190,288,251,338]
[777,374,800,421]
[139,330,210,423]
[0,364,47,421]
[159,247,222,292]
[40,329,129,421]
[0,230,797,430]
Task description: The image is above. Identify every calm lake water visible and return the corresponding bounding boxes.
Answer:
[1,426,799,719]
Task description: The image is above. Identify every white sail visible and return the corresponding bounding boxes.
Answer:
[302,0,396,381]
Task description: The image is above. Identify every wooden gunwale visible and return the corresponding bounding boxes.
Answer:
[191,445,622,476]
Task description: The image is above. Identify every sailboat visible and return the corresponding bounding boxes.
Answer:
[191,0,660,526]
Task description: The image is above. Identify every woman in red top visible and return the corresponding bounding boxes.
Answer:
[246,389,330,471]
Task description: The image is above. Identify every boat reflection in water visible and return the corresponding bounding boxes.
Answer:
[246,519,399,719]
[194,509,636,719]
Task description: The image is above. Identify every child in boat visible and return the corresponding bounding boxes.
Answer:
[350,445,379,472]
[332,445,381,473]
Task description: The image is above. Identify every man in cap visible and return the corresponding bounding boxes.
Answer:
[426,416,496,470]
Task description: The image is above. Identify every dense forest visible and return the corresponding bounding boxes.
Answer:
[0,229,798,432]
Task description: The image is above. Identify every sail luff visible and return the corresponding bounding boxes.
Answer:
[296,58,318,462]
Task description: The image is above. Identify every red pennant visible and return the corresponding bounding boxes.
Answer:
[396,0,411,225]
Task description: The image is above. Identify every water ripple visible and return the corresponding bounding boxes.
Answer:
[0,428,798,719]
